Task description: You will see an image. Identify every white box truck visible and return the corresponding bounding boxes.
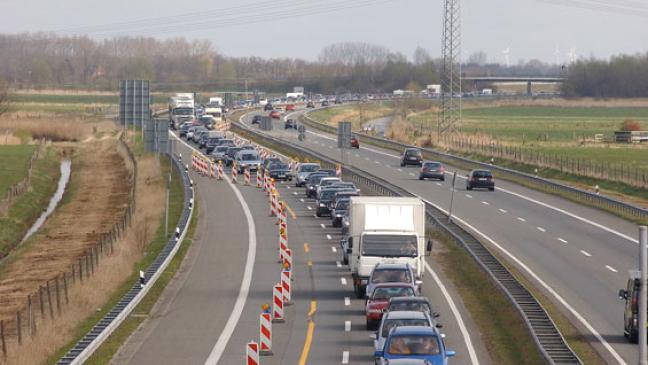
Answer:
[168,93,195,129]
[345,197,430,298]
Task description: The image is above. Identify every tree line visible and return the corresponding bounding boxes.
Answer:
[561,53,648,97]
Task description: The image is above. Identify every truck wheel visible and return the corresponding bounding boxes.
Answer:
[366,319,375,330]
[354,282,363,299]
[630,328,639,343]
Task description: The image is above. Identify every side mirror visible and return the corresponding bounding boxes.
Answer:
[436,323,443,329]
[619,289,628,300]
[374,350,384,358]
[446,350,456,358]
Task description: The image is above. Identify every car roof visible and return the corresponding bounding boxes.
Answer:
[373,282,414,288]
[423,161,442,164]
[300,163,319,167]
[391,326,438,336]
[470,169,492,174]
[389,296,431,304]
[384,310,428,320]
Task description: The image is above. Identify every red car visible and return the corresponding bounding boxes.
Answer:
[286,104,295,111]
[270,110,281,119]
[365,283,416,330]
[350,136,360,149]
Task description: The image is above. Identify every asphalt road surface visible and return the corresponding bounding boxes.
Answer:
[241,107,644,365]
[113,133,491,364]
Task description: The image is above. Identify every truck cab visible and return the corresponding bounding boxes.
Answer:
[619,270,642,343]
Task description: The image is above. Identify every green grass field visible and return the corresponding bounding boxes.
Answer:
[0,145,37,196]
[309,103,395,129]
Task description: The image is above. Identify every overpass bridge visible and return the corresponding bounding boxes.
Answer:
[462,76,566,95]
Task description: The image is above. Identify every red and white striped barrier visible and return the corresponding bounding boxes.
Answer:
[231,162,238,183]
[259,313,272,355]
[269,190,278,217]
[244,167,251,185]
[279,202,287,230]
[246,341,260,365]
[256,169,262,188]
[281,270,292,305]
[336,164,342,179]
[283,248,293,271]
[278,227,288,262]
[217,161,224,180]
[191,154,197,170]
[210,161,216,178]
[272,284,284,322]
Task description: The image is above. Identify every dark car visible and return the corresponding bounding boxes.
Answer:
[306,101,315,108]
[304,173,330,199]
[210,146,229,163]
[179,122,194,138]
[267,162,292,181]
[366,263,420,300]
[331,199,350,227]
[466,169,495,191]
[285,119,297,129]
[316,187,354,217]
[205,137,223,154]
[251,115,262,125]
[366,283,417,330]
[400,148,423,167]
[387,297,440,322]
[224,147,244,167]
[270,110,281,119]
[330,189,359,212]
[419,161,445,181]
[619,270,643,342]
[350,136,360,148]
[264,103,273,111]
[262,157,282,175]
[321,100,329,107]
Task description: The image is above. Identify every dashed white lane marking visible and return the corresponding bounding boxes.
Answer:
[397,168,403,172]
[336,261,342,268]
[293,192,298,195]
[287,186,291,190]
[300,198,305,202]
[365,157,370,161]
[321,223,326,229]
[465,194,472,198]
[436,182,443,186]
[344,297,351,306]
[307,206,312,210]
[341,278,347,286]
[499,208,507,213]
[558,238,568,244]
[342,351,349,364]
[326,234,332,240]
[481,201,489,205]
[606,265,618,273]
[345,320,351,332]
[409,173,415,176]
[537,227,547,233]
[580,250,592,257]
[517,217,526,222]
[355,154,360,157]
[375,161,381,164]
[331,246,337,253]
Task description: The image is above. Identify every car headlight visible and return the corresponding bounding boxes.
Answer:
[344,221,350,227]
[336,214,342,217]
[319,203,326,207]
[308,186,315,190]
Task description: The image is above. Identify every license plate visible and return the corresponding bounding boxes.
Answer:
[278,174,285,178]
[479,178,487,181]
[409,157,416,160]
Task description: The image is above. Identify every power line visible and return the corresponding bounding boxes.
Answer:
[538,0,648,17]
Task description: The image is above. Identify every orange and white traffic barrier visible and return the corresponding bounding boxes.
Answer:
[278,227,288,262]
[210,161,216,178]
[244,167,251,185]
[336,164,342,178]
[259,313,273,355]
[269,190,278,217]
[280,202,288,230]
[256,169,262,188]
[231,161,238,183]
[263,173,269,193]
[217,161,224,180]
[283,248,293,271]
[272,284,284,322]
[275,201,283,225]
[191,154,197,170]
[246,341,260,365]
[281,270,292,305]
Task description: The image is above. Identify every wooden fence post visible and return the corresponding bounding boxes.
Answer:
[39,286,45,317]
[1,320,6,357]
[16,311,21,345]
[27,295,32,337]
[63,273,69,304]
[55,276,61,315]
[79,258,83,283]
[71,264,75,284]
[46,281,53,319]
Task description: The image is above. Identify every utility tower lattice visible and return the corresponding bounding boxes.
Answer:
[440,0,461,135]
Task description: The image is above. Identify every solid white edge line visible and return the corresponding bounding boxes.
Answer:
[416,194,626,365]
[172,134,257,365]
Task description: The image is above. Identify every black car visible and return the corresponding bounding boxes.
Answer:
[285,119,297,129]
[305,173,330,199]
[224,147,244,166]
[251,115,262,125]
[316,187,353,217]
[330,189,359,211]
[321,100,329,107]
[205,137,223,154]
[400,148,423,167]
[262,157,282,175]
[419,161,445,181]
[267,162,292,181]
[179,123,193,138]
[306,101,315,108]
[331,198,350,227]
[619,271,642,343]
[264,103,274,111]
[466,169,495,191]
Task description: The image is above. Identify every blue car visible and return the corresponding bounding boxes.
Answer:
[375,326,455,365]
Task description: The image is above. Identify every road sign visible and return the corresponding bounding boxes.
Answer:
[119,80,150,128]
[337,121,352,149]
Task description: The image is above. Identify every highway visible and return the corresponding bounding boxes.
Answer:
[113,132,491,364]
[241,108,643,365]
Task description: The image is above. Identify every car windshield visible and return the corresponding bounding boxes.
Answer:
[307,175,327,184]
[390,302,431,313]
[372,287,414,300]
[473,171,492,178]
[387,335,440,356]
[321,179,340,186]
[227,148,242,154]
[320,189,342,200]
[215,147,228,153]
[240,153,258,161]
[333,183,356,189]
[265,159,281,166]
[362,234,418,257]
[381,319,429,338]
[271,163,289,170]
[174,108,193,115]
[300,165,319,172]
[336,200,349,210]
[405,150,421,157]
[424,163,441,168]
[371,270,411,284]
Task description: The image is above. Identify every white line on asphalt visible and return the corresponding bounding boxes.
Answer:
[375,160,380,164]
[580,250,592,257]
[345,320,351,332]
[287,186,291,190]
[558,238,568,244]
[409,172,415,176]
[307,206,312,210]
[397,168,402,172]
[331,246,337,253]
[537,227,546,233]
[436,182,443,186]
[300,198,305,203]
[341,278,347,286]
[321,223,326,229]
[293,192,298,195]
[336,261,342,268]
[313,214,317,218]
[517,217,526,222]
[355,154,360,157]
[342,351,349,364]
[326,234,332,240]
[365,157,370,161]
[414,194,626,365]
[606,265,618,273]
[481,201,489,205]
[344,297,350,306]
[499,209,507,213]
[175,135,258,365]
[465,194,472,198]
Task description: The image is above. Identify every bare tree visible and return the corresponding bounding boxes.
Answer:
[0,78,9,116]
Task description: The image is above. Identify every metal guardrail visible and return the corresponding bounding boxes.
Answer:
[56,155,194,365]
[232,118,581,365]
[300,111,648,222]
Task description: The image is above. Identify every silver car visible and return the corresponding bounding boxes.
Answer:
[295,163,321,187]
[366,263,421,299]
[235,150,263,173]
[373,311,433,356]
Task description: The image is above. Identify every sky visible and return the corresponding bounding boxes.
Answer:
[1,0,647,64]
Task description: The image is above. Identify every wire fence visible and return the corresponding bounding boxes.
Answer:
[0,142,45,216]
[0,132,137,360]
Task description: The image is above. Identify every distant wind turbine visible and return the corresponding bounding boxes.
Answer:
[502,47,511,67]
[568,47,577,63]
[554,45,561,65]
